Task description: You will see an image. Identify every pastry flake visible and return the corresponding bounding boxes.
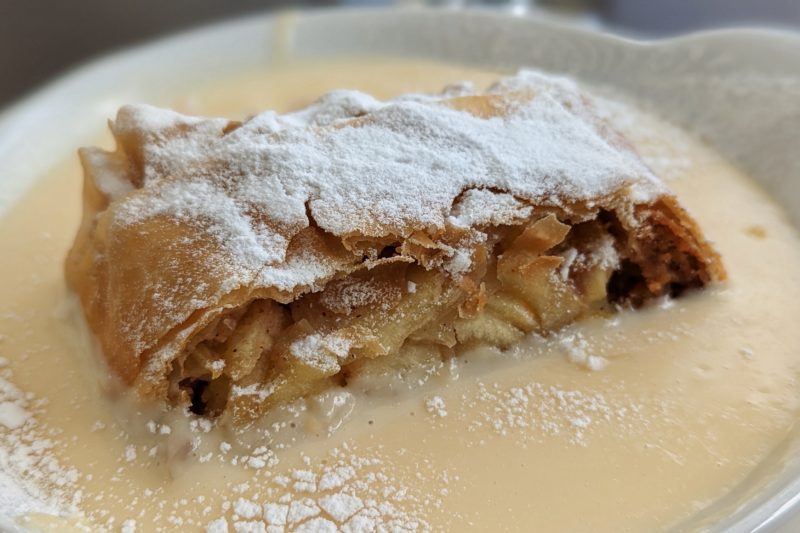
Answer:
[65,71,724,424]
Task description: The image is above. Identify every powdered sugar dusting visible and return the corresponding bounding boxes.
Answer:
[191,444,447,533]
[462,380,652,446]
[288,334,349,373]
[319,278,402,316]
[449,188,533,228]
[557,332,610,371]
[0,371,78,522]
[425,396,448,418]
[112,71,660,243]
[0,401,28,430]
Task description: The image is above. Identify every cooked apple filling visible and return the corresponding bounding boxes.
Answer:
[169,205,712,423]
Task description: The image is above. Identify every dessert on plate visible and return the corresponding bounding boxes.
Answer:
[65,71,724,426]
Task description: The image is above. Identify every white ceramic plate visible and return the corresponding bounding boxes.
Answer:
[1,7,799,531]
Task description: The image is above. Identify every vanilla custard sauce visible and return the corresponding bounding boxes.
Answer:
[0,60,799,532]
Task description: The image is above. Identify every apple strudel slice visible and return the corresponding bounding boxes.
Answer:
[65,71,724,425]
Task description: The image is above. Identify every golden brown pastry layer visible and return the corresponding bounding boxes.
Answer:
[65,71,724,424]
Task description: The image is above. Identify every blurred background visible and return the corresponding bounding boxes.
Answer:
[2,0,799,107]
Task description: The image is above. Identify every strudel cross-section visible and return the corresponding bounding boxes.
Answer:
[66,72,724,425]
